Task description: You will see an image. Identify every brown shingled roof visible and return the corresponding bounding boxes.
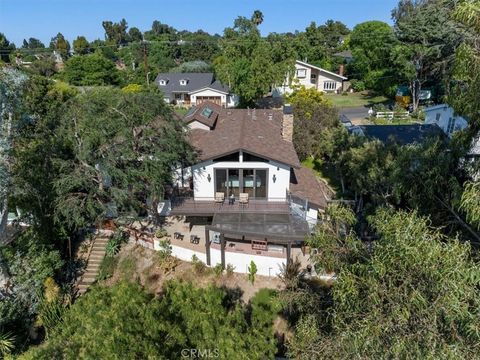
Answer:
[187,104,301,168]
[290,166,331,209]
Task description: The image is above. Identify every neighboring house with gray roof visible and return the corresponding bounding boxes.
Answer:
[155,72,238,108]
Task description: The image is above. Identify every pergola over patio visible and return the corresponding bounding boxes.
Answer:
[204,212,310,268]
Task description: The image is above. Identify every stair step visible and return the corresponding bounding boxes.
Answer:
[89,253,105,258]
[82,277,97,283]
[88,258,103,264]
[93,240,108,246]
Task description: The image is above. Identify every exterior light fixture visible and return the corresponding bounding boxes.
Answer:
[207,174,211,182]
[273,174,277,183]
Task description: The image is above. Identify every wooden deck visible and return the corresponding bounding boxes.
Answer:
[170,198,290,216]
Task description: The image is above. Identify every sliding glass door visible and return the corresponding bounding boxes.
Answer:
[215,168,268,199]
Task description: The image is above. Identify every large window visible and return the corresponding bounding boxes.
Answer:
[215,168,268,199]
[296,69,307,78]
[323,81,337,91]
[447,117,456,134]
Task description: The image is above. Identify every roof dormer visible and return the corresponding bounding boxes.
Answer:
[159,79,168,86]
[180,79,188,86]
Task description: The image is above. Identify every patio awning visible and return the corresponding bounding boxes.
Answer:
[207,212,310,243]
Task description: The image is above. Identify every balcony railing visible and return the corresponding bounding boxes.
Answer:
[169,196,290,215]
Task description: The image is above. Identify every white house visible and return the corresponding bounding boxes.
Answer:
[159,102,329,276]
[276,60,347,95]
[424,104,480,156]
[155,72,238,108]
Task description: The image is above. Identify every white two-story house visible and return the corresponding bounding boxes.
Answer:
[159,102,330,276]
[276,60,347,95]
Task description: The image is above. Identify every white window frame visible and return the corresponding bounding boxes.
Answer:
[323,81,337,91]
[296,69,307,78]
[159,79,167,86]
[180,79,188,86]
[447,117,456,134]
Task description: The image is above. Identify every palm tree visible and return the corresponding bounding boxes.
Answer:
[251,10,264,26]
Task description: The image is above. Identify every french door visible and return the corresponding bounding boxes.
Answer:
[215,169,268,199]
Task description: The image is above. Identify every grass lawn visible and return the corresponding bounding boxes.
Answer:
[174,107,191,117]
[325,92,389,108]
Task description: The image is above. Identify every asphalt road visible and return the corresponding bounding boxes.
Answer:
[339,106,370,123]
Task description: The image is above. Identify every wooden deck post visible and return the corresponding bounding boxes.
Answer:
[286,242,292,265]
[220,233,226,270]
[205,228,211,266]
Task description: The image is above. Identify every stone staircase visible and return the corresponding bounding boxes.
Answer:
[77,234,110,296]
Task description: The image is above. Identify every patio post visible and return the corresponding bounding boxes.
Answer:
[286,242,292,265]
[220,233,226,269]
[205,228,211,266]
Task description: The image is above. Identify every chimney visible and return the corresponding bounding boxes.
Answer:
[339,64,345,77]
[282,105,294,142]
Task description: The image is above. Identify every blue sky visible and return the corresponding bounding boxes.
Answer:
[0,0,399,46]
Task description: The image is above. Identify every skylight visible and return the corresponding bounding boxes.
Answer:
[201,107,213,118]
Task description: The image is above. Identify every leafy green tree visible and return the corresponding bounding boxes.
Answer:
[0,228,63,350]
[102,18,129,46]
[448,0,480,141]
[72,36,90,55]
[52,87,194,233]
[62,52,119,85]
[288,209,480,359]
[128,27,143,42]
[49,33,70,60]
[392,0,468,110]
[21,281,278,359]
[0,68,28,236]
[289,87,339,161]
[348,21,398,94]
[461,180,480,229]
[12,76,77,249]
[215,12,294,106]
[21,38,45,50]
[0,33,15,63]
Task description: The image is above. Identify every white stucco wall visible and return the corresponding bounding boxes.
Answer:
[159,242,286,277]
[190,156,291,200]
[210,248,286,277]
[188,121,211,131]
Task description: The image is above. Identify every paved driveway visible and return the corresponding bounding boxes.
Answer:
[339,106,370,124]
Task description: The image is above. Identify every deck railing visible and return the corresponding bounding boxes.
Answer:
[170,196,290,214]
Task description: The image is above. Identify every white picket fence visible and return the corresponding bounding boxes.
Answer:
[375,111,410,120]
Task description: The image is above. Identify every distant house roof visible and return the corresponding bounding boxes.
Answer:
[290,166,331,209]
[155,73,231,100]
[296,60,347,80]
[186,103,301,168]
[349,124,445,145]
[183,101,223,128]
